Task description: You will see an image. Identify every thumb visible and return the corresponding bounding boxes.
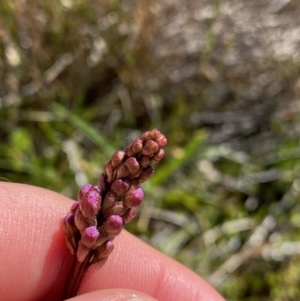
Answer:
[67,289,159,301]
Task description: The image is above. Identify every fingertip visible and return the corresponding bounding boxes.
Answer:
[67,289,159,301]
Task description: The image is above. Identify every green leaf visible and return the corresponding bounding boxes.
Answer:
[51,102,115,157]
[150,130,207,186]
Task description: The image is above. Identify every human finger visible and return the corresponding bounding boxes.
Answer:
[68,288,158,301]
[0,183,224,301]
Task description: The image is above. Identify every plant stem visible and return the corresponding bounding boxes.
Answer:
[61,252,92,300]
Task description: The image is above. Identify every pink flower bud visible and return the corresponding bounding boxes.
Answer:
[111,151,126,168]
[140,131,151,142]
[79,187,101,220]
[128,169,143,180]
[124,157,140,174]
[101,191,118,213]
[152,149,165,163]
[80,226,99,248]
[78,184,93,200]
[156,135,167,146]
[70,201,79,214]
[142,140,159,155]
[74,209,91,232]
[111,179,130,196]
[149,129,167,146]
[122,207,137,223]
[104,203,126,217]
[63,214,77,235]
[116,165,130,179]
[103,215,123,234]
[123,188,144,208]
[130,139,143,154]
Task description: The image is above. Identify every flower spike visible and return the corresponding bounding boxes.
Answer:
[62,129,167,299]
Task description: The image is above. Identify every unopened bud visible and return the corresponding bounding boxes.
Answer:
[78,184,93,200]
[116,165,130,179]
[140,131,151,142]
[111,151,126,168]
[122,207,137,223]
[80,226,99,248]
[142,140,159,155]
[152,149,165,163]
[123,188,144,208]
[79,187,101,220]
[111,179,130,196]
[130,139,143,154]
[124,157,140,174]
[103,215,123,234]
[74,209,91,232]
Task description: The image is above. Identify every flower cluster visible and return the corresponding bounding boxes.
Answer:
[63,129,167,271]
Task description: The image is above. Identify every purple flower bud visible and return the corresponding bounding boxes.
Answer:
[80,226,99,248]
[111,151,126,168]
[116,165,130,179]
[152,149,165,163]
[77,227,100,262]
[63,214,77,235]
[103,202,126,217]
[103,215,123,234]
[156,135,167,146]
[123,188,144,208]
[111,179,130,196]
[74,208,92,232]
[148,129,167,146]
[142,140,159,156]
[150,128,160,139]
[128,169,143,180]
[122,207,137,223]
[70,201,79,214]
[101,191,118,212]
[124,157,140,174]
[79,188,101,220]
[140,130,151,142]
[130,139,143,154]
[78,184,93,200]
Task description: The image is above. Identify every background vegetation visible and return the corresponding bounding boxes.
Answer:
[1,0,300,300]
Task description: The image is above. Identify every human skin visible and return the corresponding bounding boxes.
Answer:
[0,182,225,301]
